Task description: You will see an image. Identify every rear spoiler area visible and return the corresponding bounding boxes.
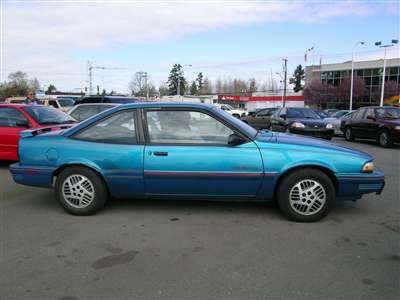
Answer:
[20,124,74,138]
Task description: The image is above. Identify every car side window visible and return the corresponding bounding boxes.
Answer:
[256,109,271,117]
[352,109,364,119]
[74,110,137,144]
[49,100,59,108]
[0,107,29,127]
[146,110,234,144]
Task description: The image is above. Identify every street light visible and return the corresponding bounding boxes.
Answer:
[375,39,398,107]
[349,41,365,111]
[177,64,192,100]
[275,72,284,107]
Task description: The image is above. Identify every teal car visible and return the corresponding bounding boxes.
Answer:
[10,103,385,222]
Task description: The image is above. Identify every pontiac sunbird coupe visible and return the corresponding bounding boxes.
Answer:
[10,103,385,222]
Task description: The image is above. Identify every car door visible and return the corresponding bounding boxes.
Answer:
[0,107,31,160]
[351,108,367,138]
[362,108,380,139]
[251,108,273,129]
[143,108,263,198]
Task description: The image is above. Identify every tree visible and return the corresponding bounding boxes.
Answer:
[167,64,186,95]
[129,72,147,97]
[337,76,365,103]
[303,79,327,107]
[196,72,203,94]
[190,81,198,95]
[46,84,57,94]
[0,71,30,98]
[289,64,305,92]
[248,78,257,93]
[201,77,212,94]
[29,78,40,91]
[158,84,169,97]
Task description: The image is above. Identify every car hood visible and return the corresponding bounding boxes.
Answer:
[255,131,372,159]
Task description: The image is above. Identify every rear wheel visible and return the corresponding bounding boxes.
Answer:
[378,130,392,148]
[277,169,334,222]
[55,166,108,215]
[344,127,354,141]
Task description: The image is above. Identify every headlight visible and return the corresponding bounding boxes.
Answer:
[291,122,305,128]
[395,126,400,130]
[361,162,374,173]
[326,123,333,129]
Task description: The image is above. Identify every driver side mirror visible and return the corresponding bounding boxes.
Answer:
[16,119,30,128]
[228,133,246,146]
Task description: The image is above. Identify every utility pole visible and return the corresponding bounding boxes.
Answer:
[87,61,126,95]
[136,71,149,100]
[282,58,288,108]
[350,41,365,111]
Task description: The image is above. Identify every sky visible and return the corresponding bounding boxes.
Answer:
[1,0,399,94]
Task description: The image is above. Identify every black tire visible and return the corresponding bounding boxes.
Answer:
[277,169,335,222]
[55,166,108,215]
[377,130,392,148]
[344,127,354,141]
[232,114,240,119]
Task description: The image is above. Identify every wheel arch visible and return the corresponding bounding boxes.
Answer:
[53,163,110,195]
[273,165,338,200]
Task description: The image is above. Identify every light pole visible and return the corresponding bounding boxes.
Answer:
[275,72,284,108]
[349,41,365,111]
[177,64,192,101]
[375,40,398,106]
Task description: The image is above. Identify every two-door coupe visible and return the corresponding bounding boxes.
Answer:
[10,103,385,222]
[0,104,75,160]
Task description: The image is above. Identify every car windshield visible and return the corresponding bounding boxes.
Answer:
[332,110,349,118]
[287,108,320,119]
[375,107,400,119]
[213,107,257,137]
[24,106,76,125]
[58,98,75,107]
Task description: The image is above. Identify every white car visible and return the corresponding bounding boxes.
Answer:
[214,103,247,118]
[323,110,351,135]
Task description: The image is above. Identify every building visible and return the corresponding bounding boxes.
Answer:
[305,58,400,108]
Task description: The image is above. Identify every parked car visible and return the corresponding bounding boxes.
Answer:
[43,98,75,112]
[341,106,400,147]
[322,110,350,136]
[313,109,329,119]
[74,95,140,105]
[269,107,334,140]
[241,107,277,129]
[68,103,119,122]
[0,104,76,160]
[10,102,384,222]
[5,97,29,104]
[214,103,248,118]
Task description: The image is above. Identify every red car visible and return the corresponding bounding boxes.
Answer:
[0,104,76,160]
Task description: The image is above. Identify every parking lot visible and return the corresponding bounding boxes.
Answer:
[0,137,399,300]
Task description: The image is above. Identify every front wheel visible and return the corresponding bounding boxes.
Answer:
[377,130,392,148]
[277,169,335,222]
[344,127,354,141]
[55,166,108,215]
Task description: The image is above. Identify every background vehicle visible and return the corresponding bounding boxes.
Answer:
[4,97,28,104]
[68,103,119,122]
[43,98,75,112]
[214,103,247,118]
[341,106,400,147]
[322,110,350,135]
[323,109,339,116]
[313,109,329,118]
[241,107,277,129]
[74,95,140,105]
[10,103,384,222]
[270,107,334,139]
[0,104,75,160]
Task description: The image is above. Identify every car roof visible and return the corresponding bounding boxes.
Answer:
[74,103,120,107]
[115,102,216,110]
[0,103,25,108]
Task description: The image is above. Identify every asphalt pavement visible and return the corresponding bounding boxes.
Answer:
[0,138,399,300]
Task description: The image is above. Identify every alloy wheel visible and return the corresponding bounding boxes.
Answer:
[289,179,326,216]
[62,174,95,208]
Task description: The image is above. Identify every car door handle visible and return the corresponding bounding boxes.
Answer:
[153,151,168,156]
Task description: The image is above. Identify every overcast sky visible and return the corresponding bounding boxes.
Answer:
[1,0,399,93]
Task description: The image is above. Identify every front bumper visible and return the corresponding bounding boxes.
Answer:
[9,163,54,188]
[289,127,334,139]
[336,170,385,200]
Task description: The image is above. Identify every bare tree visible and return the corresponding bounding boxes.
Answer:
[128,72,146,96]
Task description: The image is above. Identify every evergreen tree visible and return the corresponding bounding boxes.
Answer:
[196,72,203,94]
[289,64,305,92]
[167,64,187,95]
[46,84,57,94]
[248,78,257,93]
[190,81,198,95]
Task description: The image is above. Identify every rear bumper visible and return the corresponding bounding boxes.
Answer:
[9,163,54,188]
[289,127,334,139]
[336,170,385,200]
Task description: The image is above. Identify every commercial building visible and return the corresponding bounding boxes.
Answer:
[305,58,400,107]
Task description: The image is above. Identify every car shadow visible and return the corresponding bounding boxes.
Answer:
[0,161,15,169]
